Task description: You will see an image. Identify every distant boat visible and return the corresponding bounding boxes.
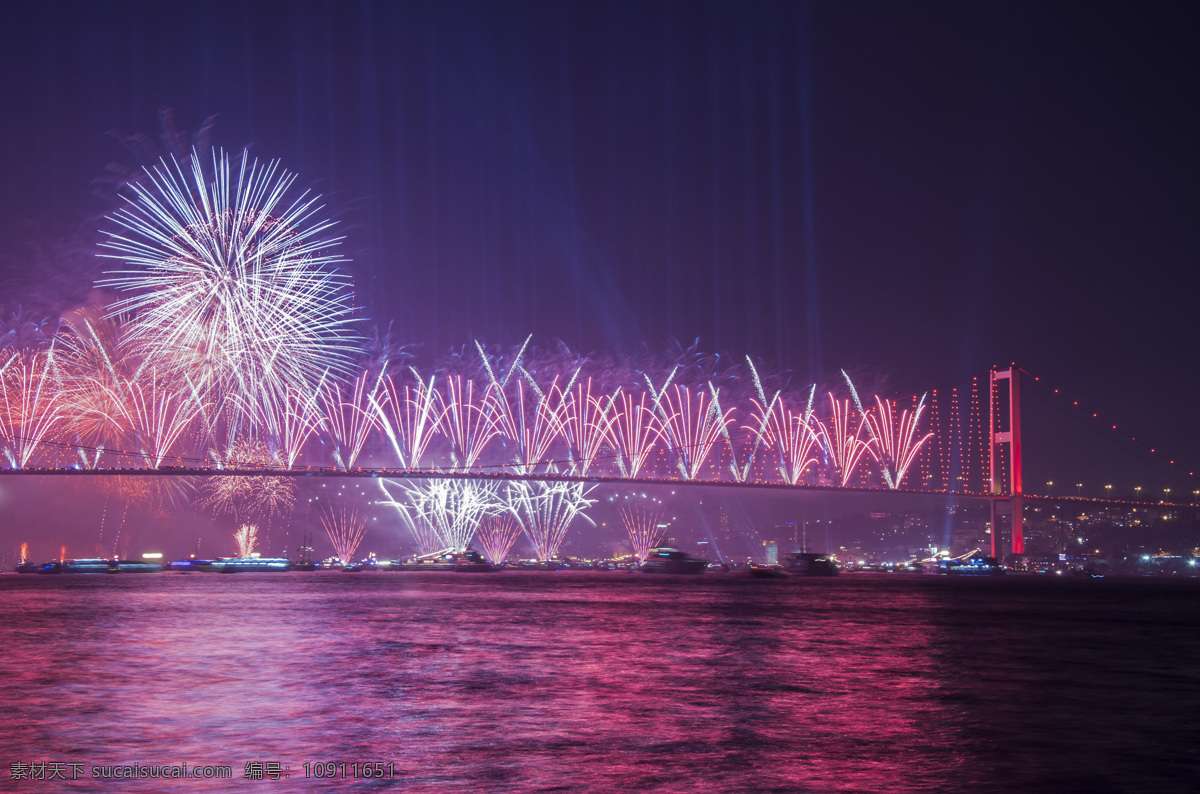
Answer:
[453,549,503,572]
[292,528,319,571]
[782,553,840,576]
[641,548,707,575]
[169,559,215,572]
[210,557,292,572]
[397,550,457,571]
[938,555,1004,576]
[15,562,41,574]
[62,558,116,574]
[112,560,163,573]
[748,563,789,578]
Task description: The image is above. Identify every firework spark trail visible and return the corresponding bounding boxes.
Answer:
[318,370,382,471]
[376,479,445,556]
[56,310,136,462]
[485,376,569,475]
[199,438,297,522]
[646,380,734,480]
[504,478,596,560]
[813,393,876,486]
[98,148,360,407]
[0,348,65,468]
[747,365,819,485]
[864,394,934,489]
[475,513,523,564]
[436,375,499,470]
[604,390,662,479]
[473,335,531,391]
[123,369,205,468]
[18,542,28,565]
[318,502,369,563]
[241,383,323,470]
[619,503,666,562]
[391,479,501,552]
[842,370,892,486]
[560,378,616,476]
[233,524,258,557]
[370,368,443,469]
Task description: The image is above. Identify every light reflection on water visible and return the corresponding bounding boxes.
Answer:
[0,573,1196,792]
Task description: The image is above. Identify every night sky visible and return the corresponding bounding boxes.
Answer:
[1,0,1197,489]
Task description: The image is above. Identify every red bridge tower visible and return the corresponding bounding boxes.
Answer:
[989,367,1023,557]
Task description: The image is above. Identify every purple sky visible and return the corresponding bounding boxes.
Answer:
[1,0,1197,492]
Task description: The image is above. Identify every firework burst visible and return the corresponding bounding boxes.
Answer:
[475,513,523,564]
[619,502,667,562]
[560,378,616,476]
[370,368,443,469]
[233,524,258,557]
[98,148,361,407]
[504,478,596,560]
[319,370,382,470]
[647,378,734,480]
[318,501,369,563]
[813,393,876,486]
[198,438,297,522]
[0,347,65,468]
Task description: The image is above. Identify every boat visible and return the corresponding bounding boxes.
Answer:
[396,549,458,571]
[15,562,41,574]
[169,559,214,572]
[782,553,840,576]
[210,557,292,572]
[62,558,117,574]
[291,528,319,571]
[113,559,163,573]
[517,558,568,571]
[748,563,789,578]
[453,549,503,572]
[938,555,1004,575]
[641,548,707,574]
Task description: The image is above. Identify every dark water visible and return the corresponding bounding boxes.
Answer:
[0,572,1197,792]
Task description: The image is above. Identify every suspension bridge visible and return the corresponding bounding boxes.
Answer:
[3,363,1195,562]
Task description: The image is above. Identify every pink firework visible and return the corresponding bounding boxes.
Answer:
[370,368,444,469]
[242,384,323,470]
[485,376,568,475]
[0,348,66,468]
[619,502,667,562]
[436,375,500,470]
[604,389,663,479]
[475,513,523,564]
[747,390,820,486]
[319,370,382,470]
[503,478,596,560]
[647,378,735,480]
[318,501,369,563]
[233,524,258,557]
[559,377,616,476]
[122,368,205,468]
[812,393,876,486]
[863,395,934,489]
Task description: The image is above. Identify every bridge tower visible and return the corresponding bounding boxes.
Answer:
[989,367,1023,557]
